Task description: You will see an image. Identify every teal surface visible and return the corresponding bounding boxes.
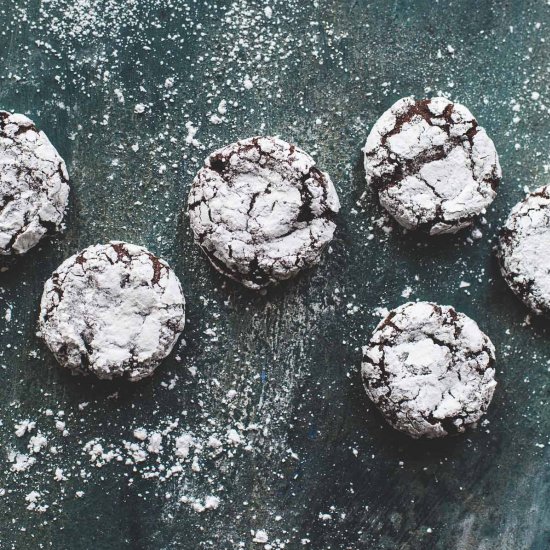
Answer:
[0,0,548,548]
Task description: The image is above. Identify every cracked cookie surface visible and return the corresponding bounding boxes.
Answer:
[0,111,70,255]
[498,185,550,315]
[362,301,496,439]
[363,97,501,235]
[188,136,340,290]
[39,242,186,381]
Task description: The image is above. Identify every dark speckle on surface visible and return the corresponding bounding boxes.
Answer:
[0,0,549,548]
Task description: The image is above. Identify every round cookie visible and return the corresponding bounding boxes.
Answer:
[498,185,550,315]
[361,302,496,439]
[39,242,185,381]
[188,136,340,290]
[0,111,69,255]
[363,97,501,235]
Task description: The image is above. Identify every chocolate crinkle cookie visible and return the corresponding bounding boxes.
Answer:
[39,242,185,381]
[362,302,496,439]
[363,97,501,235]
[498,185,550,315]
[0,111,69,255]
[188,136,340,290]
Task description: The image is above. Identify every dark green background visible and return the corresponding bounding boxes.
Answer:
[0,0,548,548]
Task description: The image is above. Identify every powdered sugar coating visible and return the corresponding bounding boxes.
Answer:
[0,111,70,255]
[39,242,185,381]
[362,302,496,439]
[363,97,501,235]
[498,185,550,315]
[188,136,340,290]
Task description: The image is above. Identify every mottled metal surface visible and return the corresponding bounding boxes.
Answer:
[0,0,548,548]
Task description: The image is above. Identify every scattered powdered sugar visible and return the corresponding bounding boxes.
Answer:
[183,494,221,513]
[133,427,148,441]
[147,432,163,454]
[253,529,269,543]
[185,122,202,149]
[9,452,36,473]
[2,370,278,523]
[134,103,147,114]
[28,433,48,454]
[174,432,194,459]
[1,0,350,192]
[14,420,35,438]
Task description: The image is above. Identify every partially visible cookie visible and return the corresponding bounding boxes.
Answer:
[498,185,550,315]
[362,302,496,439]
[0,111,69,255]
[188,136,340,290]
[363,97,501,235]
[39,242,185,381]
